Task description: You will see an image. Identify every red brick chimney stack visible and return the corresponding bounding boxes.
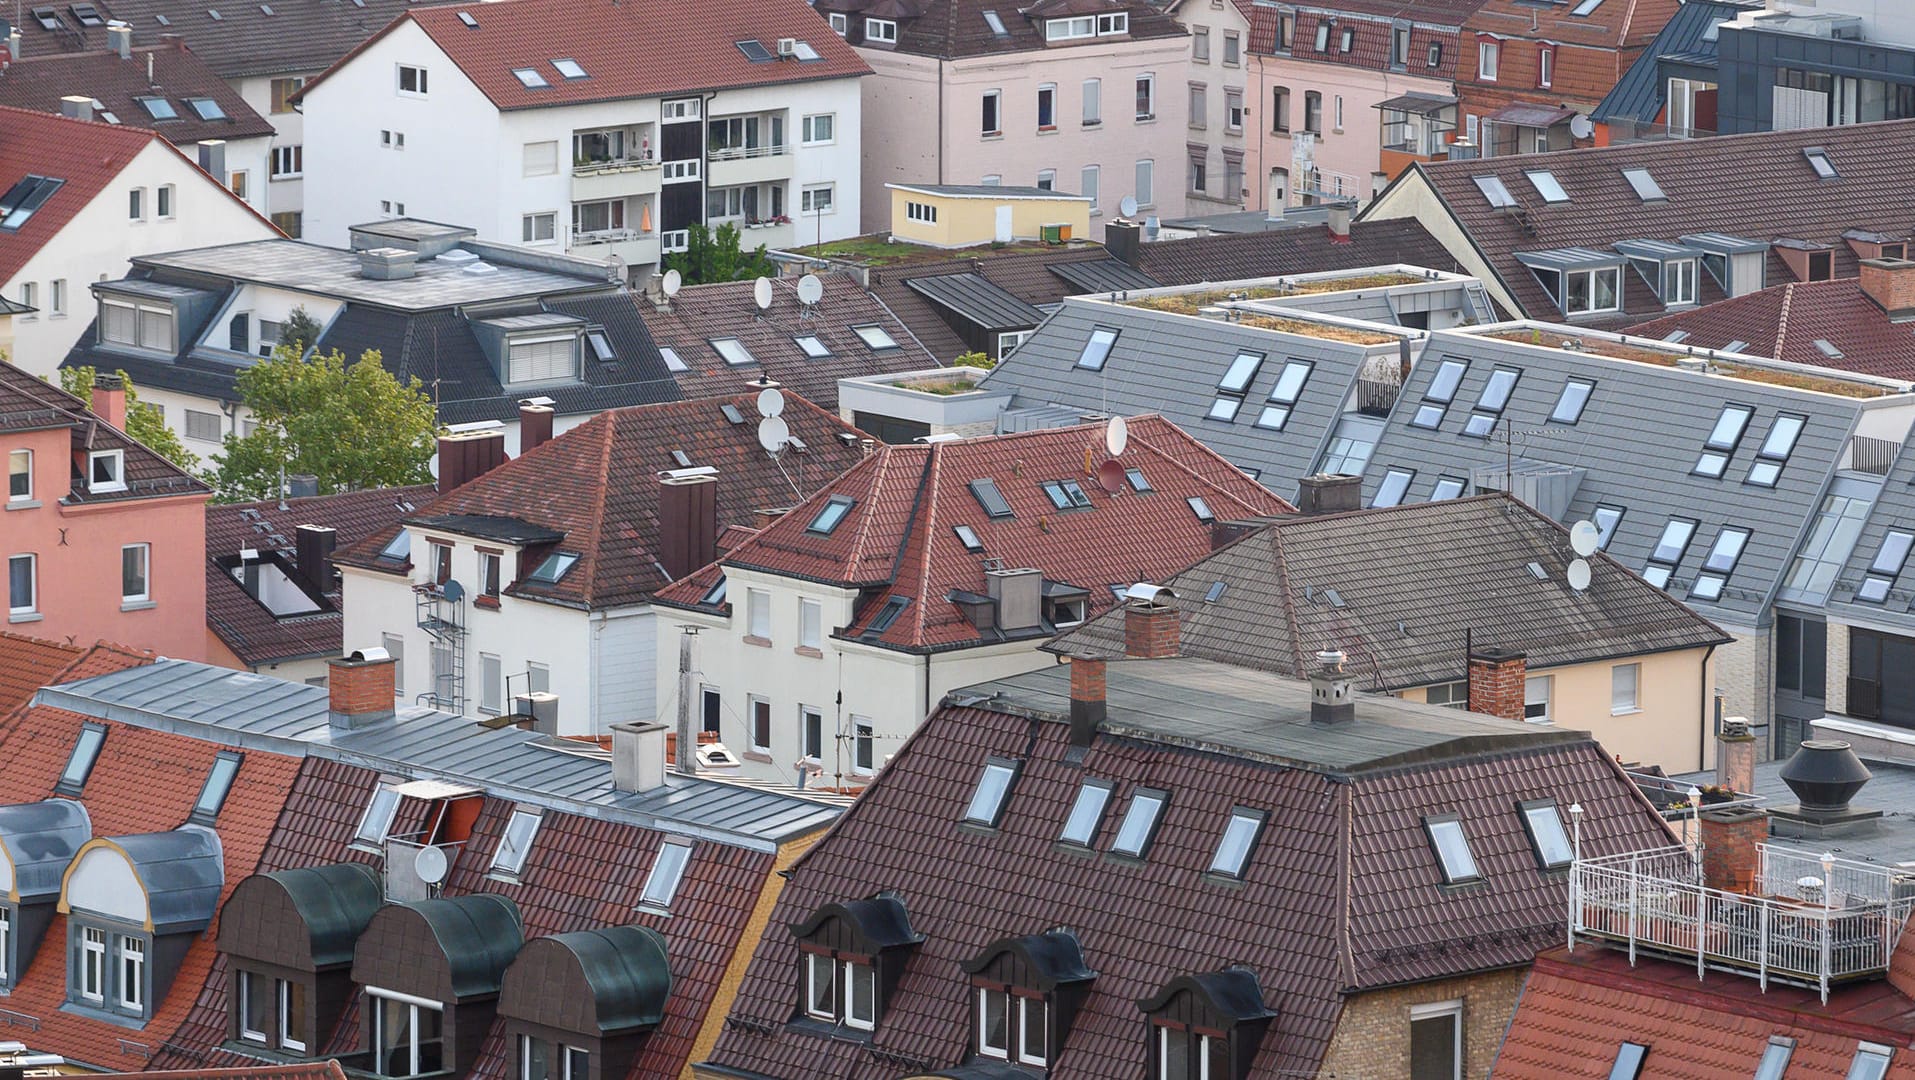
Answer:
[328,648,397,730]
[1466,647,1528,722]
[91,372,127,431]
[1698,806,1768,894]
[1069,657,1107,746]
[1123,596,1180,659]
[1859,257,1915,319]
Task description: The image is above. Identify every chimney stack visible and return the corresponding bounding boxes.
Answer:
[1327,204,1352,242]
[356,247,419,281]
[295,524,338,593]
[328,649,397,730]
[986,567,1043,631]
[1103,218,1142,267]
[518,400,555,454]
[1698,806,1767,894]
[1859,257,1915,320]
[437,427,507,494]
[1295,473,1362,515]
[1466,647,1527,721]
[59,95,94,122]
[1123,590,1180,659]
[656,468,718,580]
[90,372,126,430]
[1309,649,1355,725]
[197,140,226,184]
[107,21,131,58]
[287,473,319,498]
[611,721,669,793]
[1716,716,1756,797]
[1068,656,1106,746]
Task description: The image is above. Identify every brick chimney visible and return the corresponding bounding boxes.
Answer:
[657,468,718,580]
[1124,595,1179,659]
[518,400,555,454]
[328,648,397,730]
[1069,656,1106,746]
[1296,473,1361,515]
[1466,647,1527,721]
[90,372,126,430]
[1310,649,1356,725]
[1859,258,1915,320]
[1716,716,1757,797]
[1698,806,1768,894]
[437,428,507,494]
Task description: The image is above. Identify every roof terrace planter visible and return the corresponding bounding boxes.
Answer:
[836,367,1013,432]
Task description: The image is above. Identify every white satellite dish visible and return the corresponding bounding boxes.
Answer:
[1568,520,1601,557]
[1569,114,1595,139]
[757,415,791,453]
[757,386,786,418]
[1105,415,1128,456]
[413,844,449,886]
[661,268,682,297]
[753,276,774,310]
[1118,194,1139,218]
[796,273,824,306]
[1566,559,1592,592]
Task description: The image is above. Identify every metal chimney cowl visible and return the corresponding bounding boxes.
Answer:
[1778,739,1871,813]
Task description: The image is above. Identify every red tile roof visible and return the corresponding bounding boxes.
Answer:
[1464,0,1677,50]
[0,631,85,717]
[656,416,1294,649]
[815,0,1184,59]
[305,0,869,112]
[1248,4,1481,77]
[127,1064,348,1080]
[1628,278,1915,381]
[1493,947,1915,1079]
[0,359,211,503]
[333,393,873,609]
[0,41,276,144]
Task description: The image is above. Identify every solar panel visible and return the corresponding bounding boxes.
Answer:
[735,39,773,62]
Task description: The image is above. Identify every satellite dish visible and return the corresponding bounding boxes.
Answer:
[661,268,682,297]
[1105,415,1128,456]
[1569,114,1595,139]
[441,579,465,603]
[1096,458,1126,494]
[413,845,449,886]
[753,276,774,310]
[796,273,824,306]
[1567,559,1592,592]
[757,386,786,418]
[1569,520,1601,557]
[757,415,791,454]
[1119,195,1139,218]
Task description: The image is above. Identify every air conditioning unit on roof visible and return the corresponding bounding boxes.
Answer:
[777,37,798,56]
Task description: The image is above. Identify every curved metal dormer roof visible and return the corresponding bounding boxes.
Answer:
[960,930,1096,991]
[221,862,383,970]
[59,824,224,934]
[501,925,671,1037]
[360,893,525,1001]
[789,894,925,952]
[1135,967,1277,1023]
[0,800,91,904]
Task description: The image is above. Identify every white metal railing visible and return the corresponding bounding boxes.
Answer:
[572,227,647,244]
[573,153,659,175]
[708,142,789,162]
[1570,844,1915,1002]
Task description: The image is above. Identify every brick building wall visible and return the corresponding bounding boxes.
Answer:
[687,834,818,1079]
[1317,967,1527,1079]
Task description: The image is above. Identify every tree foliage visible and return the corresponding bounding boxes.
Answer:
[210,345,438,502]
[277,305,324,355]
[58,366,200,472]
[661,222,777,284]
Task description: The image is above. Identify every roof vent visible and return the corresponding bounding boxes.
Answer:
[356,246,419,280]
[437,248,480,266]
[1771,739,1883,838]
[462,261,498,275]
[1309,649,1355,726]
[1675,356,1709,373]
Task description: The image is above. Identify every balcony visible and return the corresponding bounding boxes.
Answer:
[1571,843,1915,1002]
[569,229,661,268]
[572,155,661,202]
[708,143,794,187]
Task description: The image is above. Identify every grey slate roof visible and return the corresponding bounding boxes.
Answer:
[904,272,1045,330]
[1590,0,1754,125]
[1047,258,1159,295]
[1047,493,1731,689]
[1823,428,1915,631]
[0,800,91,901]
[106,0,448,79]
[30,659,839,851]
[100,825,225,933]
[1358,330,1907,627]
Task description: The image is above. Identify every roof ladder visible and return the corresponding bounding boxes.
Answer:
[1464,281,1498,326]
[414,582,467,715]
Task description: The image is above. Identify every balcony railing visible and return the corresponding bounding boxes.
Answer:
[1570,843,1915,1002]
[1354,377,1400,416]
[708,142,789,162]
[574,153,658,176]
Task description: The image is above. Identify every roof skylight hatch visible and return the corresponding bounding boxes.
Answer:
[736,39,774,62]
[1803,147,1838,180]
[513,67,550,88]
[456,10,477,26]
[1621,167,1665,201]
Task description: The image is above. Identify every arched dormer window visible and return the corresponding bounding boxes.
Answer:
[500,925,671,1080]
[59,825,223,1023]
[961,930,1095,1068]
[1137,968,1277,1080]
[789,895,923,1034]
[350,893,524,1078]
[219,863,383,1055]
[0,800,91,989]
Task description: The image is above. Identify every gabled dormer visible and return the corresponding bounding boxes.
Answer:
[789,894,924,1034]
[961,929,1095,1068]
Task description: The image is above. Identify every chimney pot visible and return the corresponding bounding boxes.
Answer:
[1309,650,1355,725]
[611,721,669,793]
[327,651,397,729]
[657,469,718,580]
[1296,473,1361,515]
[1068,656,1106,746]
[436,428,507,494]
[1698,806,1768,893]
[90,372,126,430]
[1716,716,1756,798]
[107,21,131,58]
[1327,204,1353,242]
[1103,218,1142,268]
[1466,647,1527,722]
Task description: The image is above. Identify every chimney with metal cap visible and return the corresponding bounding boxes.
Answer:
[657,468,718,580]
[1123,585,1179,659]
[90,372,126,430]
[59,96,94,122]
[1309,649,1355,725]
[328,648,396,730]
[437,427,507,493]
[107,21,130,58]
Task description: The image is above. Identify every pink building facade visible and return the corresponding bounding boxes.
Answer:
[3,366,209,658]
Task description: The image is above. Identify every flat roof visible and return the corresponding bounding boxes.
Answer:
[888,183,1092,202]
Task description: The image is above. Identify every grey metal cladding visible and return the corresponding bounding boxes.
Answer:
[905,272,1046,330]
[1362,332,1867,625]
[1824,427,1915,629]
[980,299,1376,494]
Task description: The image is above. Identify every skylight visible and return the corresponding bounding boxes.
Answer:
[1413,358,1467,429]
[1186,496,1214,522]
[720,403,744,424]
[853,324,899,350]
[1110,788,1167,858]
[552,58,587,79]
[353,785,401,847]
[31,7,59,29]
[1644,518,1697,589]
[489,809,542,877]
[378,529,412,561]
[1691,525,1751,602]
[639,840,693,908]
[963,759,1020,827]
[1570,0,1603,12]
[1694,404,1753,477]
[807,495,856,535]
[660,346,687,371]
[456,10,476,26]
[954,524,984,552]
[1858,530,1912,603]
[701,576,727,605]
[1754,1038,1794,1080]
[1257,360,1311,430]
[736,38,774,62]
[1804,147,1839,180]
[1525,170,1568,203]
[1125,467,1151,492]
[1550,378,1593,424]
[1520,800,1573,869]
[970,477,1014,519]
[526,550,580,584]
[70,2,103,24]
[586,330,615,362]
[1042,479,1091,511]
[1464,366,1519,438]
[512,67,549,88]
[1593,506,1623,550]
[1058,780,1111,846]
[1473,175,1516,208]
[867,595,911,634]
[670,449,693,468]
[795,334,830,358]
[1621,168,1665,201]
[1077,327,1118,370]
[1218,351,1263,394]
[1373,469,1413,508]
[1430,477,1465,501]
[1207,807,1264,878]
[186,97,226,120]
[983,8,1007,34]
[792,41,820,60]
[138,95,179,120]
[1846,1043,1891,1080]
[1815,339,1844,359]
[190,751,244,825]
[711,338,756,365]
[56,723,107,795]
[1609,1042,1648,1080]
[1204,580,1226,602]
[0,175,64,230]
[1748,413,1804,487]
[1424,814,1480,884]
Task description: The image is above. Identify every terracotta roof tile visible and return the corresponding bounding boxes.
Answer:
[1629,278,1915,381]
[1464,0,1677,50]
[0,359,210,502]
[0,631,85,715]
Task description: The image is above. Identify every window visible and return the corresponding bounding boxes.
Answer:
[750,696,771,752]
[1691,526,1750,600]
[1804,147,1839,180]
[1621,168,1664,201]
[1338,26,1353,51]
[83,448,125,496]
[865,17,896,42]
[1077,326,1118,370]
[1303,91,1321,134]
[804,953,836,1021]
[1041,479,1092,510]
[1208,807,1264,877]
[572,198,624,236]
[1111,787,1166,858]
[1479,40,1499,81]
[526,551,578,584]
[853,719,874,774]
[980,89,1002,136]
[80,926,106,1002]
[1037,84,1056,130]
[1859,531,1914,603]
[1538,45,1554,88]
[489,809,541,877]
[1135,74,1155,120]
[512,67,549,88]
[798,598,823,651]
[1135,158,1154,205]
[1410,1001,1464,1080]
[1392,24,1410,67]
[1097,11,1125,34]
[802,113,834,144]
[1694,405,1753,477]
[397,64,428,95]
[1609,1043,1648,1080]
[1423,816,1480,883]
[1313,21,1329,51]
[1608,663,1641,715]
[1080,165,1099,209]
[1777,614,1827,700]
[353,785,401,848]
[1334,94,1343,130]
[523,140,557,176]
[853,324,897,350]
[239,969,270,1042]
[807,496,856,536]
[137,95,177,121]
[1082,78,1101,125]
[1464,367,1519,437]
[1058,780,1111,846]
[640,840,692,908]
[58,723,105,793]
[747,588,771,640]
[1156,1023,1231,1079]
[1755,1038,1795,1080]
[1226,90,1244,132]
[270,145,303,178]
[1187,85,1206,131]
[1192,26,1209,60]
[964,758,1019,827]
[801,184,835,214]
[1187,496,1214,523]
[369,989,444,1077]
[828,11,846,34]
[710,338,755,366]
[7,449,28,501]
[1524,674,1552,721]
[270,76,304,113]
[507,336,575,383]
[1848,1044,1893,1080]
[1429,477,1465,501]
[49,278,64,316]
[1047,14,1096,39]
[1223,29,1240,64]
[1549,266,1621,314]
[1550,378,1593,423]
[969,478,1014,519]
[1748,413,1805,486]
[1511,800,1576,871]
[129,187,144,220]
[1526,170,1568,204]
[1124,468,1152,493]
[1256,360,1311,429]
[521,212,555,243]
[479,653,502,714]
[954,524,985,553]
[156,184,174,219]
[1373,469,1413,508]
[1661,258,1697,305]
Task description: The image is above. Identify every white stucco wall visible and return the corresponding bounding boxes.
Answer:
[233,73,309,228]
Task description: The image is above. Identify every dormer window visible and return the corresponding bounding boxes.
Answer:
[98,297,176,351]
[1141,969,1275,1080]
[508,335,578,383]
[63,827,224,1023]
[964,931,1095,1067]
[791,896,922,1034]
[864,17,896,42]
[87,449,126,492]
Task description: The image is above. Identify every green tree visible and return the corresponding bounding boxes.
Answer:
[277,305,324,355]
[211,345,437,502]
[662,222,777,284]
[58,366,200,472]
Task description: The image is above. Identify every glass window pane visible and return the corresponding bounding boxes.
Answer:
[1373,470,1412,508]
[1426,359,1467,402]
[1705,405,1752,450]
[1652,520,1696,563]
[1427,818,1479,882]
[1524,804,1573,866]
[1112,790,1164,856]
[1705,528,1749,572]
[1060,781,1110,845]
[1269,361,1310,402]
[1209,809,1262,875]
[965,762,1016,825]
[1078,328,1117,369]
[1873,532,1913,575]
[1218,351,1263,393]
[1477,368,1518,411]
[1760,414,1806,459]
[1593,506,1623,549]
[1551,379,1593,423]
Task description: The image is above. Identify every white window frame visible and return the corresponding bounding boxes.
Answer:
[639,839,692,908]
[853,718,875,775]
[982,89,1002,136]
[749,695,772,753]
[238,969,268,1042]
[1049,15,1095,40]
[117,934,145,1012]
[1410,1000,1465,1080]
[80,926,106,1003]
[1226,89,1244,132]
[843,960,876,1030]
[1037,83,1057,130]
[828,11,846,34]
[801,184,835,215]
[396,63,428,96]
[521,212,556,243]
[270,145,303,179]
[121,542,150,603]
[89,449,126,492]
[1080,164,1099,210]
[49,278,64,316]
[1525,674,1552,722]
[367,988,443,1078]
[1479,40,1499,81]
[804,953,836,1021]
[8,553,35,616]
[1135,158,1154,206]
[1082,78,1101,125]
[800,704,824,761]
[1612,663,1640,714]
[1135,73,1155,120]
[865,17,896,42]
[8,449,31,502]
[801,113,835,145]
[479,653,503,714]
[353,785,401,848]
[1538,45,1554,88]
[747,588,771,639]
[799,598,822,650]
[978,986,1010,1059]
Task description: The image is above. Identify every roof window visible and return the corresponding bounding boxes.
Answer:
[1125,467,1151,492]
[1519,800,1573,869]
[1373,468,1413,508]
[1463,366,1519,438]
[30,7,60,29]
[1412,358,1467,429]
[552,58,586,79]
[853,324,899,350]
[1430,476,1465,501]
[1593,505,1623,550]
[794,334,830,358]
[1643,517,1697,589]
[352,784,401,848]
[1662,330,1689,344]
[866,595,911,635]
[1609,1042,1648,1080]
[954,524,984,552]
[735,38,773,61]
[1041,478,1091,511]
[1815,339,1844,359]
[1755,1037,1795,1080]
[456,10,476,26]
[190,750,244,825]
[526,550,580,584]
[0,174,62,230]
[1858,531,1913,603]
[1058,779,1112,846]
[1204,580,1226,603]
[983,8,1007,34]
[807,495,857,535]
[1217,351,1263,394]
[1748,413,1804,487]
[1724,340,1750,353]
[185,97,226,120]
[1550,377,1593,424]
[585,329,615,362]
[970,477,1014,519]
[701,575,727,606]
[1077,327,1118,370]
[1848,1043,1893,1080]
[710,337,755,365]
[1186,496,1214,523]
[1207,807,1265,878]
[639,840,692,909]
[70,2,102,24]
[512,66,549,87]
[963,758,1020,827]
[1804,147,1839,180]
[138,95,178,120]
[1690,526,1750,601]
[1571,0,1603,12]
[1621,168,1664,201]
[378,529,412,562]
[1473,175,1516,208]
[1525,170,1568,203]
[670,449,693,468]
[1423,814,1480,884]
[1693,404,1753,478]
[660,346,687,371]
[1256,359,1312,430]
[1110,787,1167,858]
[720,403,744,424]
[488,808,541,877]
[57,722,108,796]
